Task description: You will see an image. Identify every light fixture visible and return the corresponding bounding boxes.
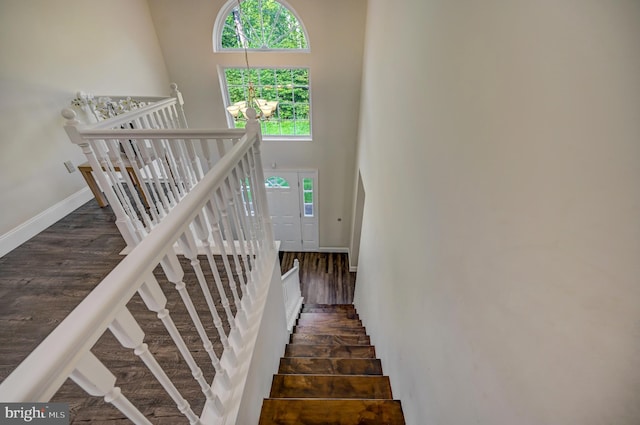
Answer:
[226,98,278,121]
[225,0,279,122]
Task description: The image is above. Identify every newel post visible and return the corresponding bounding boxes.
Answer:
[170,83,188,128]
[61,108,140,248]
[245,108,275,251]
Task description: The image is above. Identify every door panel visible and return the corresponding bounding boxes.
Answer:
[265,170,318,252]
[266,171,302,251]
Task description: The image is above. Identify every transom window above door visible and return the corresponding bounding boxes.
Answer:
[265,176,290,188]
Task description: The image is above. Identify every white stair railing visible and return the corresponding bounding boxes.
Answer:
[63,84,244,249]
[0,111,282,424]
[282,258,304,331]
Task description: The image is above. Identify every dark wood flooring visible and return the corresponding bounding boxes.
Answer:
[0,200,356,423]
[279,251,356,305]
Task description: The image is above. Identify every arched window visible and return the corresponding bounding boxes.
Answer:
[214,0,309,52]
[214,0,312,139]
[265,176,291,188]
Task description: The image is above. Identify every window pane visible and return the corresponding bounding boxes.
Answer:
[220,0,307,50]
[276,69,293,85]
[223,67,310,137]
[293,69,309,85]
[303,178,312,190]
[304,204,313,216]
[265,176,290,188]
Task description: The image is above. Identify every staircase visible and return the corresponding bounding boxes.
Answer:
[259,304,406,424]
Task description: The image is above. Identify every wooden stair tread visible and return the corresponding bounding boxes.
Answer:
[278,358,383,375]
[293,326,367,335]
[297,317,363,327]
[259,399,405,425]
[285,344,376,358]
[303,304,355,309]
[261,304,405,424]
[299,312,359,320]
[270,374,392,399]
[302,305,356,313]
[290,334,371,346]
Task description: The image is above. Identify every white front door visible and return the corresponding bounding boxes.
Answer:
[265,170,319,252]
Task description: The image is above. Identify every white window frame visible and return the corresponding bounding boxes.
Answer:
[218,65,313,141]
[213,0,311,53]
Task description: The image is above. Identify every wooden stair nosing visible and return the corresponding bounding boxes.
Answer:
[293,325,367,335]
[301,305,356,313]
[290,334,371,346]
[299,312,360,320]
[302,303,355,308]
[278,357,383,375]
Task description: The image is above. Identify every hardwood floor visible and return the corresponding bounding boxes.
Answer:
[280,251,356,304]
[0,200,356,423]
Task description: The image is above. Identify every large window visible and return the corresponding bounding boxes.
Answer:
[223,67,310,137]
[215,0,311,139]
[216,0,309,51]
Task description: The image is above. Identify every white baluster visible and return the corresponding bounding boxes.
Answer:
[170,83,188,128]
[178,230,238,365]
[63,109,140,248]
[109,308,202,425]
[230,163,260,284]
[92,138,148,240]
[130,135,171,218]
[225,168,257,299]
[158,250,232,390]
[204,200,244,323]
[71,352,152,425]
[105,138,153,231]
[192,213,240,337]
[248,135,275,252]
[137,275,226,415]
[238,154,265,273]
[120,140,161,225]
[244,150,267,260]
[213,186,248,301]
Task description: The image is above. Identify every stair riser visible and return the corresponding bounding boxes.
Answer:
[293,326,367,335]
[302,306,356,313]
[285,344,376,358]
[290,334,371,346]
[297,318,363,328]
[278,358,383,375]
[299,312,359,320]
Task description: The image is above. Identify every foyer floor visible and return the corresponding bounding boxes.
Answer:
[0,200,356,423]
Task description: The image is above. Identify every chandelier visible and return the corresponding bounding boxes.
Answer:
[227,97,278,121]
[225,0,278,122]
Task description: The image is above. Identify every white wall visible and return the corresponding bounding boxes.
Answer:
[354,1,640,424]
[147,0,367,248]
[0,0,170,252]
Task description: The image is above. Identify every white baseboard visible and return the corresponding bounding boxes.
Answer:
[0,188,93,258]
[318,246,349,253]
